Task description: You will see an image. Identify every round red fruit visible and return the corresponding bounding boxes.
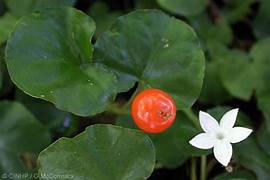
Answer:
[131,88,176,133]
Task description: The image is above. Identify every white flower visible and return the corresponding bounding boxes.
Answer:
[189,108,252,166]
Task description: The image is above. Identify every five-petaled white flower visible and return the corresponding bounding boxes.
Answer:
[189,108,252,166]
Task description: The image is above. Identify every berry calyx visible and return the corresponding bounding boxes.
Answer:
[131,88,176,133]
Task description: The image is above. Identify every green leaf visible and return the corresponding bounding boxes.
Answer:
[250,38,270,130]
[15,89,78,136]
[199,61,231,104]
[218,49,255,101]
[0,13,18,44]
[5,0,76,17]
[213,170,255,180]
[116,111,209,168]
[88,2,121,38]
[116,115,187,168]
[253,0,270,39]
[156,0,208,16]
[0,101,50,174]
[38,124,155,180]
[94,9,205,109]
[6,7,117,116]
[221,0,255,23]
[257,123,270,157]
[234,138,270,180]
[0,47,13,97]
[190,15,232,46]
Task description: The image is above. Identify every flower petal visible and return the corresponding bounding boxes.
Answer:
[229,127,252,143]
[199,111,219,133]
[220,108,239,129]
[213,141,232,166]
[189,133,215,149]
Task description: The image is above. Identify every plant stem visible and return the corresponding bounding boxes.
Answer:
[200,156,207,180]
[191,157,197,180]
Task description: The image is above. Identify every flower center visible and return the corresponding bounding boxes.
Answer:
[216,132,225,140]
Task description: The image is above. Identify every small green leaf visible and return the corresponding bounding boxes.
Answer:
[0,101,50,174]
[6,7,117,116]
[218,49,256,101]
[190,15,232,46]
[94,9,205,109]
[199,61,231,104]
[38,124,155,180]
[156,0,207,16]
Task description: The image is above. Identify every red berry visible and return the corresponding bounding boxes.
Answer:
[131,88,176,133]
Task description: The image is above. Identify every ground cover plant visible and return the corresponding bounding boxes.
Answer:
[0,0,270,179]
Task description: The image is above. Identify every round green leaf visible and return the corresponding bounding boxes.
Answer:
[38,124,155,180]
[6,7,117,116]
[0,101,50,174]
[94,9,205,109]
[157,0,207,16]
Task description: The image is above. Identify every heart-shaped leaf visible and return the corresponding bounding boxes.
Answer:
[38,124,155,180]
[94,9,205,109]
[6,7,117,116]
[0,101,50,174]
